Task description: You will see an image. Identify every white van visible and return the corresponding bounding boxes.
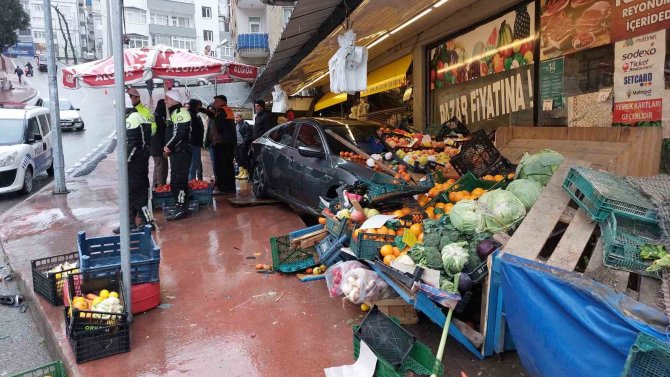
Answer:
[0,105,54,194]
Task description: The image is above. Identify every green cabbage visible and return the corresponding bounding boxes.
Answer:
[478,189,526,233]
[506,179,542,210]
[441,241,469,274]
[449,200,483,234]
[408,245,443,270]
[515,149,564,186]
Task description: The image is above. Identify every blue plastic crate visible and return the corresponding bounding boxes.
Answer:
[316,234,352,267]
[77,226,160,284]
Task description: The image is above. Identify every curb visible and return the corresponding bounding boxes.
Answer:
[67,131,117,178]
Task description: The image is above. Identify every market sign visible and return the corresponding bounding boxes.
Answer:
[539,0,612,60]
[613,30,665,124]
[610,0,670,42]
[434,64,535,126]
[539,57,564,109]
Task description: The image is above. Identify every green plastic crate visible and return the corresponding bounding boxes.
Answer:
[622,332,670,377]
[326,216,351,239]
[426,172,504,208]
[11,361,66,377]
[601,214,662,279]
[353,325,444,377]
[562,166,656,223]
[362,173,432,201]
[270,235,318,273]
[350,233,399,260]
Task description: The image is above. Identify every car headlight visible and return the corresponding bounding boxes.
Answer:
[0,151,19,168]
[74,117,83,123]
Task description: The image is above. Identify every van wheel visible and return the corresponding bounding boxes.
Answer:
[46,161,54,176]
[21,167,34,194]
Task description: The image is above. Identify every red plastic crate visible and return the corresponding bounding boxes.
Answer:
[64,278,160,314]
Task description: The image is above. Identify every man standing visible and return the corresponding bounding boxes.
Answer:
[14,65,23,84]
[203,95,236,194]
[234,113,252,180]
[127,88,157,137]
[113,93,153,234]
[252,100,271,140]
[164,90,192,221]
[145,79,155,102]
[151,99,169,187]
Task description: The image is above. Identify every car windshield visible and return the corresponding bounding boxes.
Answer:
[325,124,385,155]
[42,100,73,110]
[0,119,25,145]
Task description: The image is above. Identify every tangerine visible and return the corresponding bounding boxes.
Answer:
[401,207,412,215]
[318,217,327,225]
[377,226,389,235]
[471,188,485,197]
[380,245,394,257]
[386,229,396,236]
[383,255,397,266]
[417,232,424,243]
[409,223,423,237]
[494,174,504,182]
[392,247,401,257]
[507,173,515,180]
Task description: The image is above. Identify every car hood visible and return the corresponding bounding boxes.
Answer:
[60,110,80,120]
[0,144,25,154]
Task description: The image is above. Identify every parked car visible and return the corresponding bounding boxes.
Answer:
[36,98,84,131]
[209,74,233,85]
[0,105,54,195]
[251,117,388,215]
[129,78,164,88]
[36,55,47,72]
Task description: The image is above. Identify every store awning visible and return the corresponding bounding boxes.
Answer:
[314,92,347,111]
[360,54,412,97]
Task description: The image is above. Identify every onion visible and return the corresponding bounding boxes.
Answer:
[366,158,375,167]
[458,273,473,292]
[476,239,501,261]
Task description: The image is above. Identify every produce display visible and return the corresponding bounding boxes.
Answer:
[69,288,123,319]
[154,179,212,194]
[47,261,79,280]
[340,267,395,304]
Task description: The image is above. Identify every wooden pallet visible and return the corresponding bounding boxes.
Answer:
[501,159,664,311]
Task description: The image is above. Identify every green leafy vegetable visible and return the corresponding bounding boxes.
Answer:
[515,149,564,186]
[440,278,457,293]
[640,244,668,260]
[441,241,469,275]
[506,179,542,210]
[409,245,443,270]
[478,189,527,232]
[647,254,670,272]
[449,200,484,234]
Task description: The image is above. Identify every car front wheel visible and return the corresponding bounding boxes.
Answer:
[77,123,85,131]
[173,81,180,87]
[21,167,34,194]
[46,161,54,176]
[252,162,269,198]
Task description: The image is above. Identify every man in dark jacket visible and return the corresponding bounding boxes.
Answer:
[114,93,153,234]
[202,95,236,194]
[164,89,191,221]
[188,99,204,181]
[252,100,272,140]
[234,112,252,180]
[151,99,168,187]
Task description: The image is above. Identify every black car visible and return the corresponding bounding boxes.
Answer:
[251,117,387,215]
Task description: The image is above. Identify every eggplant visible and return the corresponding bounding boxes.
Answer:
[458,273,473,292]
[476,239,501,261]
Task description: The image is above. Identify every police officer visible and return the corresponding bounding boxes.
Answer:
[163,89,191,221]
[127,88,156,136]
[113,93,153,234]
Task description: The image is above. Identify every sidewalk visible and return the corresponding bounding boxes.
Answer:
[0,150,524,376]
[0,55,38,104]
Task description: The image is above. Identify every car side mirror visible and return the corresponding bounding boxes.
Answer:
[298,146,325,159]
[75,108,80,111]
[33,134,43,141]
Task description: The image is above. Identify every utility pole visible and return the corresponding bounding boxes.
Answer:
[106,0,112,57]
[43,0,67,194]
[110,0,132,319]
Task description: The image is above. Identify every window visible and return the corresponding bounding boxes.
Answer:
[295,124,323,150]
[220,45,233,58]
[150,13,169,26]
[28,117,41,140]
[33,30,45,39]
[127,35,149,49]
[18,29,31,36]
[171,16,191,28]
[268,123,296,146]
[203,30,213,42]
[283,8,292,25]
[249,16,261,33]
[202,6,211,18]
[38,115,50,136]
[124,7,146,24]
[171,36,196,50]
[219,16,229,32]
[33,3,43,13]
[153,34,171,46]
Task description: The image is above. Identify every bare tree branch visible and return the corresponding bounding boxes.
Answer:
[52,5,78,64]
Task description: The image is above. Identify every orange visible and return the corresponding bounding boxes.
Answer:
[452,192,464,202]
[392,247,401,257]
[448,192,458,202]
[507,173,515,180]
[417,197,430,207]
[494,174,504,182]
[436,202,446,209]
[383,255,397,266]
[471,188,485,197]
[428,188,438,198]
[74,301,88,311]
[377,226,389,235]
[436,213,444,220]
[393,210,405,218]
[380,245,394,257]
[366,228,377,234]
[409,223,423,237]
[401,207,412,215]
[386,229,396,236]
[352,229,361,239]
[447,178,456,185]
[482,175,494,181]
[417,232,424,243]
[318,217,327,225]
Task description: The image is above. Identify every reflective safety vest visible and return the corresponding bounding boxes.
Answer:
[126,112,145,130]
[135,103,156,135]
[170,108,191,124]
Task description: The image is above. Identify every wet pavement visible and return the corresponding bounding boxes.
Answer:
[0,150,525,376]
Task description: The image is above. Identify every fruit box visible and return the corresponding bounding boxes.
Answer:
[368,298,419,325]
[63,306,130,364]
[31,252,79,306]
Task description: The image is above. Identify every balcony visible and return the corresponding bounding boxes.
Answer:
[237,0,264,9]
[236,33,268,58]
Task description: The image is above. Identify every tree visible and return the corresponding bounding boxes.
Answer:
[0,0,30,50]
[52,5,78,64]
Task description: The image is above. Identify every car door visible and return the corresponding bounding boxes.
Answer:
[37,114,53,168]
[262,122,297,195]
[291,122,331,209]
[26,116,47,173]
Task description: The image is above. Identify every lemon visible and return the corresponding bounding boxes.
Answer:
[91,297,103,307]
[55,273,62,280]
[99,289,110,299]
[109,291,119,299]
[72,296,85,304]
[360,303,371,312]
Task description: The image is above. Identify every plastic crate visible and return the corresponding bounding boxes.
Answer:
[425,172,503,208]
[316,234,353,267]
[372,260,423,289]
[162,200,199,218]
[270,235,318,273]
[63,307,130,364]
[77,226,160,285]
[450,129,509,177]
[326,216,351,239]
[31,252,79,306]
[622,332,670,377]
[361,173,432,202]
[601,214,662,279]
[355,306,417,368]
[350,233,399,260]
[10,361,67,377]
[152,186,214,208]
[65,270,128,336]
[562,166,656,223]
[466,261,489,284]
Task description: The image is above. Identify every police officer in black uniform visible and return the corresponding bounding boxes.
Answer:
[163,90,192,221]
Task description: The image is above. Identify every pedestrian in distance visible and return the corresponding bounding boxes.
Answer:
[145,79,155,102]
[164,89,192,221]
[14,65,23,84]
[202,95,236,194]
[151,99,169,187]
[113,93,154,234]
[24,62,33,77]
[234,112,252,180]
[187,99,204,181]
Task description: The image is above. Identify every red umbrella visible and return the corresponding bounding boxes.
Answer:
[62,45,258,89]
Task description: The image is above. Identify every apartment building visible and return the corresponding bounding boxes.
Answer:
[20,0,84,59]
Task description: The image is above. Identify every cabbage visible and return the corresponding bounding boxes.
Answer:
[478,189,526,233]
[515,149,564,186]
[441,241,469,274]
[449,200,483,234]
[506,179,542,210]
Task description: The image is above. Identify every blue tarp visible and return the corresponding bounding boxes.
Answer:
[499,253,669,377]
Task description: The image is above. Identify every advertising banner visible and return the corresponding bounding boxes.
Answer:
[540,0,612,60]
[540,57,565,109]
[611,0,670,42]
[613,30,666,123]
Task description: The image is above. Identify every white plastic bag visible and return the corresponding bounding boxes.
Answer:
[325,260,367,298]
[341,268,395,304]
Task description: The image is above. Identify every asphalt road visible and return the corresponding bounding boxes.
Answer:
[0,58,120,214]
